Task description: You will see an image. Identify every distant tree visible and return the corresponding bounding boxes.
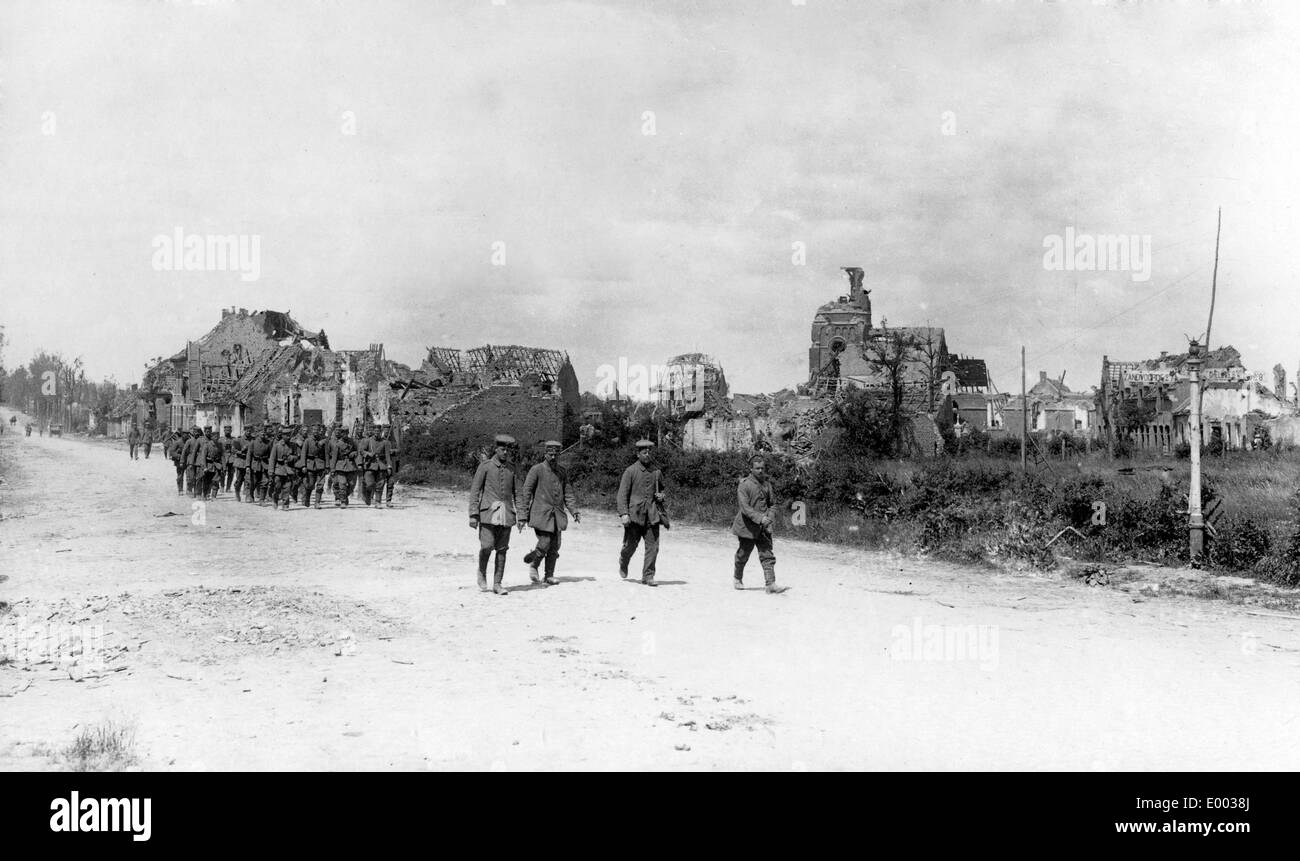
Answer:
[862,324,923,455]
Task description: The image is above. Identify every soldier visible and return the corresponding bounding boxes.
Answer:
[200,427,223,500]
[142,425,153,459]
[268,427,295,510]
[375,425,398,509]
[329,427,359,508]
[468,434,518,595]
[221,425,237,492]
[616,439,667,586]
[164,429,187,495]
[288,424,307,506]
[519,440,580,586]
[127,426,140,460]
[248,425,273,505]
[181,426,203,497]
[732,456,788,594]
[230,426,253,502]
[356,426,379,506]
[298,424,328,509]
[25,422,32,437]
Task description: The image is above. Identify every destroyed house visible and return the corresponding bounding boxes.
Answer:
[390,344,580,450]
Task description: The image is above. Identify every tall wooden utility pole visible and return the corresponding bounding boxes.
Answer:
[1020,346,1027,472]
[1188,339,1205,563]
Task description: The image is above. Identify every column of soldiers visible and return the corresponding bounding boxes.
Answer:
[159,421,400,509]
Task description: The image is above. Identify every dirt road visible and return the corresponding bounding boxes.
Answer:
[2,408,1299,770]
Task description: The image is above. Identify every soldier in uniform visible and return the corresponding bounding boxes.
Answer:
[375,425,397,508]
[356,426,379,507]
[329,427,359,508]
[142,424,153,459]
[468,434,518,595]
[181,426,203,497]
[733,456,788,594]
[230,426,253,502]
[127,426,140,460]
[288,424,306,506]
[616,439,667,586]
[299,424,328,509]
[200,426,223,500]
[164,429,187,495]
[519,440,580,586]
[221,425,237,492]
[268,427,295,510]
[249,425,273,505]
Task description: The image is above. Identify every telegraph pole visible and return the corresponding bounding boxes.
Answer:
[1188,339,1204,563]
[1020,346,1027,472]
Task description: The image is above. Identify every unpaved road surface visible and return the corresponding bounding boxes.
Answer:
[2,408,1299,770]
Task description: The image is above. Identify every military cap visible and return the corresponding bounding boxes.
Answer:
[544,440,562,448]
[494,434,516,445]
[635,439,655,449]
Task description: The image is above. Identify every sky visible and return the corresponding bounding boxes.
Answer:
[2,0,1298,397]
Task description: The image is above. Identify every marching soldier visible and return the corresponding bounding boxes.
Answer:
[164,429,187,495]
[288,424,307,506]
[268,427,295,510]
[357,426,379,506]
[375,425,397,508]
[519,440,580,586]
[142,424,153,459]
[249,425,273,505]
[181,426,203,497]
[616,440,667,586]
[732,456,789,594]
[468,434,518,595]
[299,424,328,509]
[200,427,223,500]
[230,426,253,502]
[221,425,237,492]
[329,427,359,508]
[127,426,140,460]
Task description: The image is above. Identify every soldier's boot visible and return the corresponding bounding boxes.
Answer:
[492,554,509,596]
[529,563,541,584]
[765,584,789,594]
[543,557,558,586]
[477,549,492,592]
[314,484,323,510]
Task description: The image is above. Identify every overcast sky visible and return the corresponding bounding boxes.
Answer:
[2,0,1298,396]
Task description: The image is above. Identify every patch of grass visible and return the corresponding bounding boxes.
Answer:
[63,718,139,772]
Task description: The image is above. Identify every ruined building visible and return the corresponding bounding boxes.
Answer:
[805,266,994,453]
[389,344,580,449]
[1100,347,1296,450]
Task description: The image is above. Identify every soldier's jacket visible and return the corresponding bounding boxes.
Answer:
[732,475,776,539]
[181,435,203,467]
[249,437,272,470]
[199,437,223,471]
[231,437,252,468]
[356,437,380,469]
[165,435,186,462]
[299,436,328,471]
[329,437,358,472]
[127,429,140,444]
[519,461,577,533]
[468,456,517,524]
[268,439,297,476]
[221,435,236,464]
[617,460,666,526]
[370,438,395,470]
